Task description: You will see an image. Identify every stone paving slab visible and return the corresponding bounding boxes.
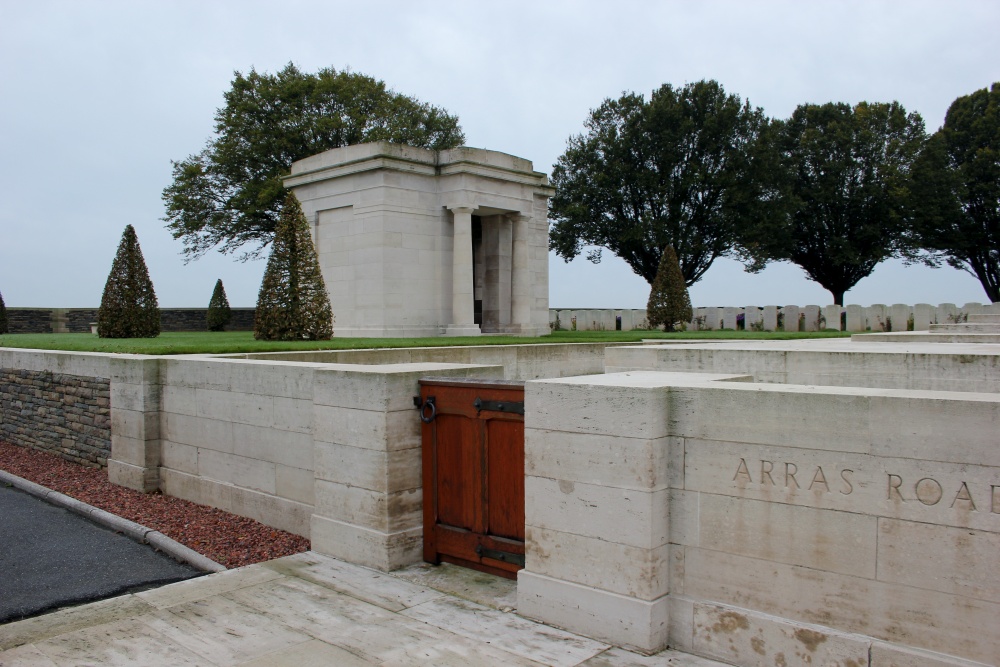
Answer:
[0,552,731,666]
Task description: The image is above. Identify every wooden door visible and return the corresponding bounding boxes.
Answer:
[418,377,525,579]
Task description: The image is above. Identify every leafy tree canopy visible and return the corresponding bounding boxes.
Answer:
[747,101,926,305]
[98,225,160,338]
[254,193,333,340]
[549,80,780,286]
[906,83,1000,302]
[164,64,465,261]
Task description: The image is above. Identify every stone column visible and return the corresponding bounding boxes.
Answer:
[445,206,481,336]
[510,213,532,332]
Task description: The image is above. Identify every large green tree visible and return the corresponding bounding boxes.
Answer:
[254,193,333,341]
[97,225,160,338]
[163,64,465,261]
[906,83,1000,302]
[549,80,779,286]
[751,102,926,306]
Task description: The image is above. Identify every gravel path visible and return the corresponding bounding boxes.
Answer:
[0,442,309,568]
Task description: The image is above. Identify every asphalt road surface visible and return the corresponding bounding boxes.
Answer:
[0,484,201,623]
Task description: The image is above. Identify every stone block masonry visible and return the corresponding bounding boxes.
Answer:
[0,368,110,466]
[520,369,1000,664]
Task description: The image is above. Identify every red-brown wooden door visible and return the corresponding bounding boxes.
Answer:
[418,378,525,579]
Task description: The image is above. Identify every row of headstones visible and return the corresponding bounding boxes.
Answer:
[550,302,1000,332]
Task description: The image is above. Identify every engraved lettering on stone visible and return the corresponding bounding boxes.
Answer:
[733,459,855,496]
[888,474,904,501]
[840,469,854,495]
[993,485,1000,514]
[733,460,988,510]
[784,462,799,489]
[733,458,752,483]
[808,466,830,492]
[760,460,775,486]
[951,481,977,510]
[915,477,943,506]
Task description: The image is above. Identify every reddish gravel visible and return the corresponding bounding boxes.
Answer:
[0,441,309,568]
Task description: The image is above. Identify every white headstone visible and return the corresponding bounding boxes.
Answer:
[782,306,800,332]
[803,305,821,332]
[823,305,842,331]
[722,307,738,330]
[867,304,887,331]
[845,305,865,331]
[913,303,933,331]
[761,306,778,332]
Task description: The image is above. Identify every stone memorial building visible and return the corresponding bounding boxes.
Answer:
[284,142,553,337]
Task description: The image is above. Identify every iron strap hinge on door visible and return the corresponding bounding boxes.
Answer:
[472,397,524,415]
[475,543,525,567]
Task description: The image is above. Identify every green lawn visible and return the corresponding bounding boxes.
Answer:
[0,329,851,355]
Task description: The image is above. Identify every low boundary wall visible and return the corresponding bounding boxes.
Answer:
[5,308,256,333]
[551,302,1000,332]
[0,367,110,466]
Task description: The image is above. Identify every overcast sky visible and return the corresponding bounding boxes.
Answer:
[1,0,997,309]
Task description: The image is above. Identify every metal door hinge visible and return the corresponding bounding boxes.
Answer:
[475,543,525,567]
[473,397,524,415]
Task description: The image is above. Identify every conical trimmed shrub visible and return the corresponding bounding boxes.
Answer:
[97,225,160,338]
[206,279,232,331]
[0,290,8,334]
[647,245,692,332]
[254,193,333,340]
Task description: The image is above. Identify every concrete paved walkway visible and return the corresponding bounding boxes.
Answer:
[0,552,728,666]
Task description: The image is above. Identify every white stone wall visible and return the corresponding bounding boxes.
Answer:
[521,370,1000,664]
[551,302,1000,332]
[152,358,502,565]
[155,358,320,537]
